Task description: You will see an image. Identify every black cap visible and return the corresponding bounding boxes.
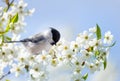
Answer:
[50,27,60,45]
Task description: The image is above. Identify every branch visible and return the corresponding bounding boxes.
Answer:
[5,0,15,12]
[0,71,11,80]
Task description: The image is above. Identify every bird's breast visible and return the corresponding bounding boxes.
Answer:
[26,41,52,54]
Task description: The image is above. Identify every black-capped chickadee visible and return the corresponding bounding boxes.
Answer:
[6,28,60,54]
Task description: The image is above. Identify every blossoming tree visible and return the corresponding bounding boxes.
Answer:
[0,0,115,81]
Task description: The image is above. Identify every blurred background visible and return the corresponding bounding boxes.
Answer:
[1,0,120,81]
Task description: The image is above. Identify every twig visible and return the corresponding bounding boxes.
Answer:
[5,0,15,12]
[5,0,9,6]
[0,71,11,80]
[9,0,14,5]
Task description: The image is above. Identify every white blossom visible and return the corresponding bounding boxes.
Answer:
[86,62,96,73]
[94,60,102,71]
[104,31,113,44]
[89,27,96,33]
[27,8,35,16]
[35,51,50,65]
[0,6,3,13]
[11,0,28,17]
[29,63,48,80]
[76,31,94,48]
[0,12,8,25]
[80,49,93,60]
[0,46,12,62]
[71,71,85,81]
[10,63,25,77]
[70,41,81,53]
[57,39,70,51]
[50,58,59,67]
[62,50,75,62]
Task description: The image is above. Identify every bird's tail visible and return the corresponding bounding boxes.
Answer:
[4,39,32,43]
[4,41,22,43]
[4,38,32,43]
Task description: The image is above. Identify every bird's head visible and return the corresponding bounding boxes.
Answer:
[50,27,60,45]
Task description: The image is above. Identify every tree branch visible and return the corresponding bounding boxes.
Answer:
[0,71,11,80]
[5,0,15,12]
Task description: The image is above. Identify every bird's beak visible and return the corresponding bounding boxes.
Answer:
[50,41,55,45]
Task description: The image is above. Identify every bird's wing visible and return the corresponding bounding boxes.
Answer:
[21,33,46,43]
[31,35,45,43]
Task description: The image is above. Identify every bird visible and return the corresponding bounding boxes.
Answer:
[5,27,60,54]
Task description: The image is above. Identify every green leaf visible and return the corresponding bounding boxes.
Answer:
[104,41,116,48]
[1,35,4,43]
[10,3,14,6]
[82,73,88,80]
[5,36,11,41]
[11,13,18,23]
[109,41,116,47]
[95,50,100,57]
[96,24,102,40]
[5,13,19,33]
[5,24,11,33]
[0,35,5,46]
[3,7,8,12]
[103,58,107,70]
[6,79,10,81]
[0,35,3,45]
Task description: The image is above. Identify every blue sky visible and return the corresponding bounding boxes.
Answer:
[1,0,120,81]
